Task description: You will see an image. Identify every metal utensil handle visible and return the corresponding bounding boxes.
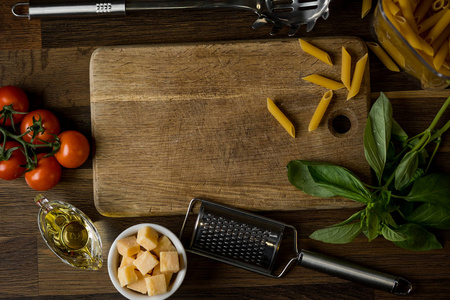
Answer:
[13,0,126,19]
[126,0,258,12]
[13,0,258,19]
[298,249,412,295]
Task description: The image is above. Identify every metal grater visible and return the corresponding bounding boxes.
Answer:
[180,199,413,295]
[190,203,285,275]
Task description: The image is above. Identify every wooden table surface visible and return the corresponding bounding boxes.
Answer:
[1,0,449,299]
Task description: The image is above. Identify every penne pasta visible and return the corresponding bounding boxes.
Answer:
[299,39,333,66]
[341,47,352,90]
[362,0,372,18]
[347,53,368,100]
[385,0,401,17]
[396,15,434,56]
[367,41,400,72]
[431,25,450,53]
[379,0,450,86]
[438,65,450,75]
[426,9,450,44]
[398,0,419,32]
[380,37,406,68]
[418,9,447,34]
[384,0,404,33]
[433,40,449,70]
[302,74,345,90]
[308,90,333,132]
[396,16,423,49]
[431,0,446,11]
[414,0,434,23]
[417,48,436,67]
[267,98,295,138]
[438,67,450,76]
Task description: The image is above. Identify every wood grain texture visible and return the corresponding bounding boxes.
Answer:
[90,37,371,216]
[0,0,41,50]
[0,236,39,297]
[1,0,450,299]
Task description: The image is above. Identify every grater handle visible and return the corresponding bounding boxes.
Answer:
[298,249,412,295]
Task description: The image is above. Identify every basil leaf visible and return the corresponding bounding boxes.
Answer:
[286,160,336,198]
[399,201,415,217]
[406,137,429,165]
[393,223,442,251]
[380,190,391,209]
[363,92,392,184]
[309,222,362,244]
[391,119,408,143]
[331,210,364,227]
[308,164,371,203]
[386,142,396,161]
[395,151,419,190]
[364,115,384,183]
[381,225,407,242]
[381,211,397,227]
[405,203,450,229]
[405,173,450,207]
[366,212,380,241]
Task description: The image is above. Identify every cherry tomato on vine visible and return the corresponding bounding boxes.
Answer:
[25,153,61,191]
[0,141,27,180]
[54,130,90,168]
[0,86,29,126]
[21,109,60,144]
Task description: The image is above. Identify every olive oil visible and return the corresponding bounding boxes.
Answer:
[35,194,103,270]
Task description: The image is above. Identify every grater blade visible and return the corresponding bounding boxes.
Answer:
[190,200,285,275]
[180,198,299,277]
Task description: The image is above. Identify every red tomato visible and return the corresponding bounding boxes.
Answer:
[25,153,62,191]
[0,141,27,180]
[21,109,60,144]
[0,86,29,126]
[54,130,90,168]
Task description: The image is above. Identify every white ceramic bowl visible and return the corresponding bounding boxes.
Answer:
[108,223,187,300]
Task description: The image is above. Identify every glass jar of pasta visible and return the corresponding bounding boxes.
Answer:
[372,0,450,90]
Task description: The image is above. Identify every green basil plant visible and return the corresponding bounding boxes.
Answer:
[287,93,450,251]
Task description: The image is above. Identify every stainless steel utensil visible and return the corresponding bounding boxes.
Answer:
[180,198,413,295]
[11,0,331,36]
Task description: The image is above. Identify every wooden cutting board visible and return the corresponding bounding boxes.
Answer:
[90,37,371,217]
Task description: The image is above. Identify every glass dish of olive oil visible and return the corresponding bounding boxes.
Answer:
[35,194,103,270]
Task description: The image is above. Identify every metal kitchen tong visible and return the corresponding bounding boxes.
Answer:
[12,0,331,35]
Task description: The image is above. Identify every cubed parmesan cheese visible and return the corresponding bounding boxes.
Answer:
[127,271,150,294]
[133,250,159,275]
[136,250,146,259]
[153,235,176,257]
[118,265,139,287]
[145,274,167,296]
[120,255,135,267]
[116,236,140,257]
[136,226,159,251]
[159,251,180,273]
[153,263,173,287]
[116,228,182,296]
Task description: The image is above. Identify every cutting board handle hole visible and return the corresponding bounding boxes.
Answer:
[330,115,351,134]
